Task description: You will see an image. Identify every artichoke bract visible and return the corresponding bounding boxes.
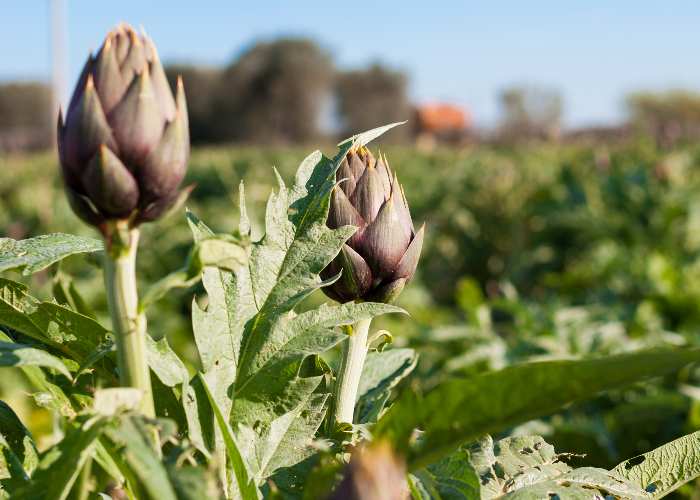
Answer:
[58,24,190,230]
[322,147,424,303]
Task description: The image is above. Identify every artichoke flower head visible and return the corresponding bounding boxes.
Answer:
[58,23,190,233]
[322,146,424,304]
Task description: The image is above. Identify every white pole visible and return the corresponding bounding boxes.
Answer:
[50,0,68,120]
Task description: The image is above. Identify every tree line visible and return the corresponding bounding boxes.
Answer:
[3,36,700,151]
[0,37,410,151]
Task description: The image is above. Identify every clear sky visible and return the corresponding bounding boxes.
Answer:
[3,1,700,128]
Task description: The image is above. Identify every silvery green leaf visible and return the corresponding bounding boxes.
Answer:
[0,234,102,275]
[199,375,261,500]
[237,393,328,484]
[233,301,404,427]
[356,348,417,424]
[410,436,649,500]
[612,429,700,498]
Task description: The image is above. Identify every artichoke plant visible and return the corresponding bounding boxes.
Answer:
[322,147,424,304]
[58,23,190,231]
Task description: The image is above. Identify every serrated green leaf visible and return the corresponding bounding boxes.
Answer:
[356,348,417,424]
[185,126,404,478]
[238,393,328,483]
[16,416,109,500]
[102,415,178,500]
[0,341,72,380]
[375,348,700,469]
[504,467,649,499]
[0,234,102,275]
[234,302,403,427]
[199,375,261,500]
[612,429,700,498]
[187,212,242,429]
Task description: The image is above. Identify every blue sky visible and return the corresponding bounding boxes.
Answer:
[3,1,700,128]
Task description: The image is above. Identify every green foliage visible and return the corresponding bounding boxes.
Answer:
[0,234,102,275]
[613,430,700,497]
[5,128,700,498]
[376,348,700,469]
[411,435,650,499]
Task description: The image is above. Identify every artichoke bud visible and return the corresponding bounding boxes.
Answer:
[322,147,424,304]
[57,23,191,232]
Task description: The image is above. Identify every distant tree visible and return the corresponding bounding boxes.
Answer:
[211,38,334,143]
[0,82,52,151]
[335,64,411,142]
[626,90,700,147]
[165,65,223,144]
[498,85,563,142]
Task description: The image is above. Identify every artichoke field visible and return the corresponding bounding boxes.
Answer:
[2,22,700,500]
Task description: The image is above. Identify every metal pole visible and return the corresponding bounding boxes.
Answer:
[50,0,68,127]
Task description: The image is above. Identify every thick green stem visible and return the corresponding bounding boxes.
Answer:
[103,227,155,417]
[333,317,372,424]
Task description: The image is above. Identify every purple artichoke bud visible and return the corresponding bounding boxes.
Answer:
[57,24,190,230]
[321,147,424,303]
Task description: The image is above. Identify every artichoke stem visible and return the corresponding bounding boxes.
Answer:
[103,225,155,417]
[334,317,372,425]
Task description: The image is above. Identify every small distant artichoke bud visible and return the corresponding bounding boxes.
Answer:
[328,442,408,500]
[321,147,424,304]
[57,23,190,231]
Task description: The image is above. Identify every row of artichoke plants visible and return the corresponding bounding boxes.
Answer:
[2,23,700,499]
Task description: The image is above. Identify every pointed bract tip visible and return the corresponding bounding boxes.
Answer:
[129,28,141,46]
[85,73,95,90]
